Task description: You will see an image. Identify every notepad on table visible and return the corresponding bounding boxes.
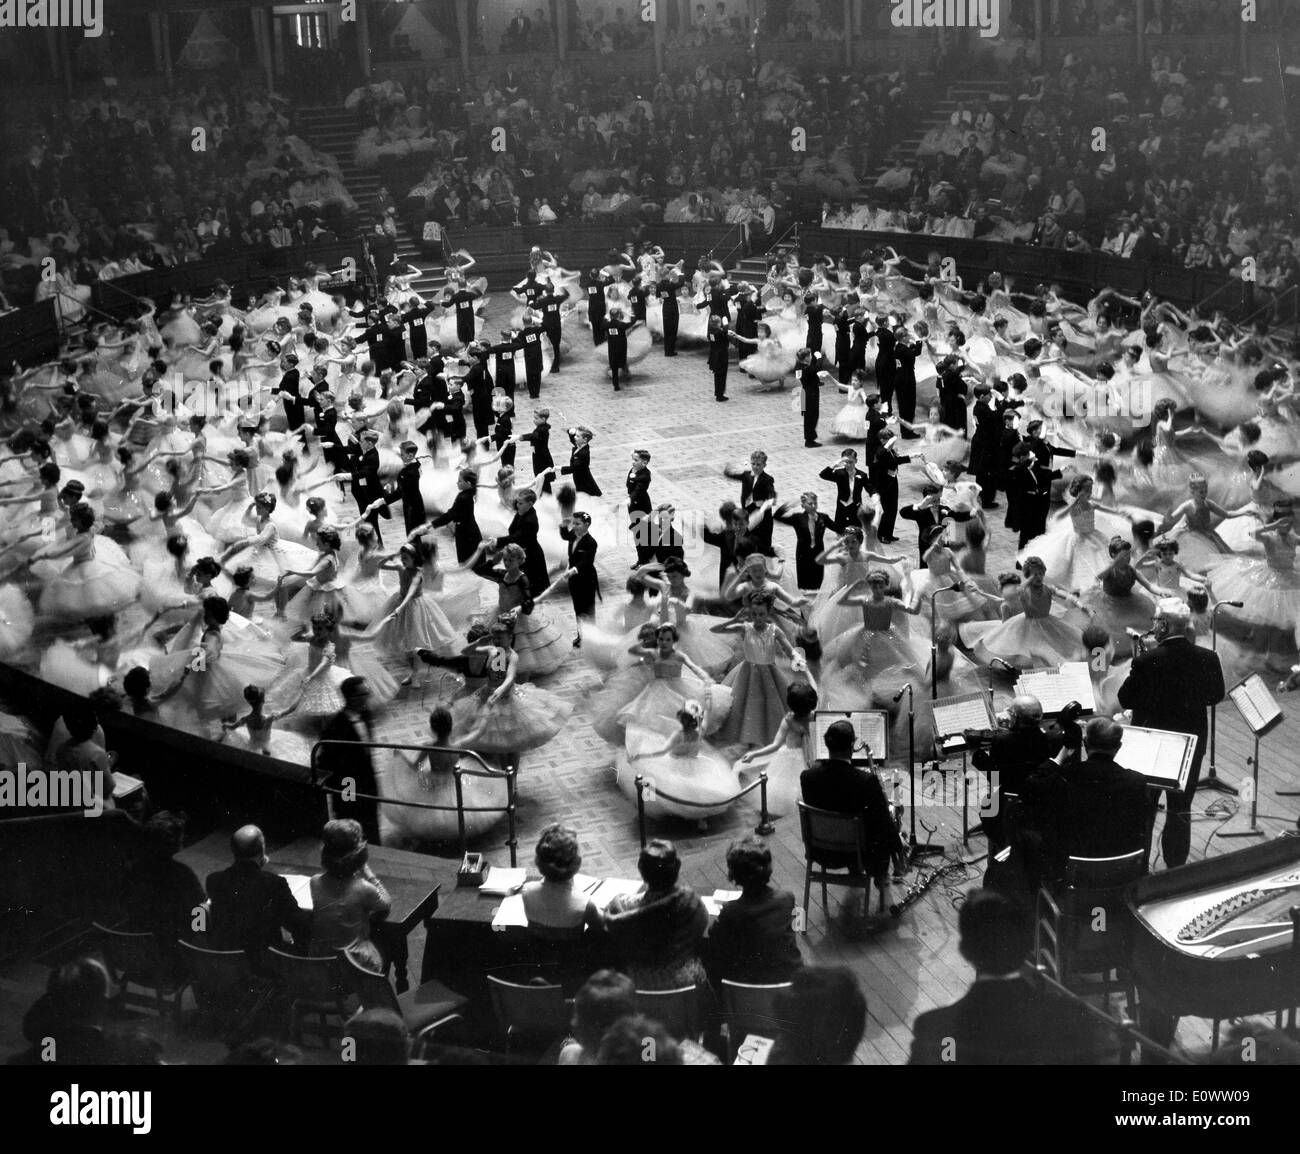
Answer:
[480,867,527,896]
[588,877,644,910]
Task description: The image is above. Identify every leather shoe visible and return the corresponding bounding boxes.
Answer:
[804,440,822,448]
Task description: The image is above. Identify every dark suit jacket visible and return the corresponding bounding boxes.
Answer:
[318,710,379,836]
[909,977,1107,1064]
[383,460,424,531]
[800,758,900,874]
[1118,637,1225,745]
[705,885,803,984]
[819,463,871,513]
[626,464,652,514]
[560,437,602,496]
[1018,752,1151,880]
[561,525,599,612]
[429,488,482,561]
[206,860,308,954]
[776,508,833,588]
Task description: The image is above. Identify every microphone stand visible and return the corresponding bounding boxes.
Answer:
[1200,599,1243,796]
[896,682,944,862]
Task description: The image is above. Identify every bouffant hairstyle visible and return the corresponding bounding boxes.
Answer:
[726,836,774,891]
[535,824,583,883]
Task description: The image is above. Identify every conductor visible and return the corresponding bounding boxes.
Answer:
[1117,597,1225,869]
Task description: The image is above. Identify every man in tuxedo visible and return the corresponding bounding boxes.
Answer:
[724,451,776,554]
[534,279,569,369]
[560,426,601,496]
[559,510,599,646]
[518,309,547,398]
[797,348,833,448]
[657,273,682,356]
[375,440,425,533]
[871,316,897,414]
[1005,443,1059,549]
[400,300,434,362]
[1118,598,1225,868]
[461,342,495,439]
[775,492,834,591]
[870,437,913,543]
[968,383,1010,508]
[1022,418,1077,468]
[732,284,761,344]
[277,353,306,442]
[351,429,391,543]
[585,266,612,346]
[206,825,308,961]
[626,448,654,566]
[491,487,550,594]
[820,448,872,532]
[899,483,973,564]
[801,721,902,919]
[707,315,738,401]
[861,392,890,473]
[319,679,380,843]
[909,891,1107,1064]
[1014,717,1151,890]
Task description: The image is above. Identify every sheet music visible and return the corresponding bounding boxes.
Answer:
[930,692,995,748]
[1014,662,1096,714]
[813,711,889,760]
[1228,674,1283,735]
[1114,725,1197,792]
[491,892,529,930]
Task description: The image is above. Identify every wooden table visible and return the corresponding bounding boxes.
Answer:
[179,833,443,990]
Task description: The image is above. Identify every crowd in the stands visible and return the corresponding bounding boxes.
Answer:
[0,81,356,308]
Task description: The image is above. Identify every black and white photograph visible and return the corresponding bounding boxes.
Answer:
[1,0,1299,1121]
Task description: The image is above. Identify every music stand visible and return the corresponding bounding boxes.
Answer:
[928,690,997,846]
[1220,674,1285,840]
[812,710,889,766]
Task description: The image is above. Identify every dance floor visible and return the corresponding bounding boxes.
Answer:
[3,294,1297,1063]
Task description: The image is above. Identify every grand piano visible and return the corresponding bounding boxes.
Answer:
[1128,834,1300,1049]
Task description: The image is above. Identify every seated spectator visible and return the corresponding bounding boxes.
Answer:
[120,811,204,959]
[7,958,164,1065]
[206,824,309,958]
[604,839,709,991]
[596,1014,682,1065]
[559,969,720,1065]
[309,819,391,970]
[49,702,116,814]
[704,836,803,984]
[909,891,1110,1064]
[343,1008,410,1066]
[800,720,902,919]
[520,824,601,940]
[768,966,867,1065]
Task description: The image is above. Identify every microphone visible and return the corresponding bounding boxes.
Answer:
[893,684,908,703]
[1124,627,1148,642]
[988,656,1018,674]
[1217,600,1244,609]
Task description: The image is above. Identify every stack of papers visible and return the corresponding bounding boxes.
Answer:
[479,867,527,896]
[491,893,529,930]
[703,890,743,917]
[586,877,643,910]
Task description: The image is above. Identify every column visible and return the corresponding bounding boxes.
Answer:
[853,0,863,35]
[557,0,568,59]
[160,6,173,84]
[272,12,284,78]
[1238,4,1248,71]
[1034,0,1043,63]
[149,12,164,72]
[356,0,372,78]
[253,8,274,88]
[653,0,665,71]
[45,26,61,84]
[455,0,471,78]
[843,0,852,67]
[1136,0,1145,64]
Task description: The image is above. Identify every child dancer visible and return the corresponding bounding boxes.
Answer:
[711,589,796,747]
[735,680,819,818]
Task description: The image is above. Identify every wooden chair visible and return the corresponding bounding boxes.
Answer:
[340,949,467,1046]
[485,968,570,1056]
[797,803,875,929]
[266,947,351,1046]
[177,940,268,1035]
[635,985,701,1043]
[1035,849,1145,1055]
[718,979,793,1061]
[93,922,189,1023]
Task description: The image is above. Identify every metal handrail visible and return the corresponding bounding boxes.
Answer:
[1238,283,1300,332]
[50,286,131,331]
[633,771,774,848]
[309,740,520,866]
[1018,963,1193,1066]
